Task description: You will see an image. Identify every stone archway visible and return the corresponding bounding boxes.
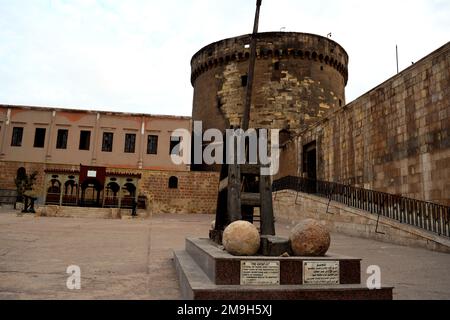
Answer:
[121,183,137,208]
[63,179,78,206]
[80,178,103,207]
[46,178,62,205]
[105,181,120,208]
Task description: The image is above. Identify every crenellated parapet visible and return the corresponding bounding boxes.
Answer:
[191,31,349,137]
[191,32,349,86]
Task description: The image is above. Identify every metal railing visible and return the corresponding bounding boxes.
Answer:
[45,192,61,205]
[62,195,77,206]
[273,176,450,238]
[104,196,119,208]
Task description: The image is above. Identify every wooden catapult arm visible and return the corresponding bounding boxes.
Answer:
[211,0,276,244]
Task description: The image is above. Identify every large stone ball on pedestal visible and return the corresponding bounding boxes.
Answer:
[289,219,331,257]
[223,221,260,256]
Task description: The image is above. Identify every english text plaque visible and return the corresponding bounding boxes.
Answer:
[240,261,280,286]
[303,261,340,285]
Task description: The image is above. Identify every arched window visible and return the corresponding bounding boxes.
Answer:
[62,179,78,205]
[106,182,120,197]
[46,179,61,205]
[123,183,136,198]
[48,179,61,194]
[64,180,77,196]
[168,176,178,189]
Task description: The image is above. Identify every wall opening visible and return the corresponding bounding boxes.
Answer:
[102,132,114,152]
[303,141,317,181]
[80,178,103,207]
[170,136,181,155]
[169,176,179,189]
[33,128,46,148]
[241,75,248,87]
[147,135,159,155]
[63,179,78,206]
[79,130,91,151]
[122,183,137,208]
[11,127,24,147]
[56,129,69,149]
[46,178,62,205]
[104,182,119,207]
[124,133,136,153]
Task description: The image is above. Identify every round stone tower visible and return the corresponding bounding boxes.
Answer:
[191,32,349,135]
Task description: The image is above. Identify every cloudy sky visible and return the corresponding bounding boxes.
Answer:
[0,0,448,116]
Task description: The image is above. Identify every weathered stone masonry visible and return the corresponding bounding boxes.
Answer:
[288,42,450,206]
[140,170,219,214]
[0,106,220,214]
[191,32,348,135]
[0,161,219,214]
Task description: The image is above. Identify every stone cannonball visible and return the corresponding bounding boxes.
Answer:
[223,221,260,256]
[289,219,331,257]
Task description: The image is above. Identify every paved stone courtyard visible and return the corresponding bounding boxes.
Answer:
[0,210,449,300]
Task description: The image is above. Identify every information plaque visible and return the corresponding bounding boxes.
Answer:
[240,261,280,286]
[87,170,97,178]
[303,261,340,285]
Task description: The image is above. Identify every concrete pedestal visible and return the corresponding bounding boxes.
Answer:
[174,238,394,300]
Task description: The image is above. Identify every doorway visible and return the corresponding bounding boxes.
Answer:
[80,178,103,207]
[303,141,317,193]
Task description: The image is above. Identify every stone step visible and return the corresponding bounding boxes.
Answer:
[39,206,131,219]
[173,249,394,300]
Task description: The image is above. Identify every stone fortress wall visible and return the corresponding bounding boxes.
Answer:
[1,35,448,215]
[191,32,449,206]
[280,42,450,206]
[191,32,348,135]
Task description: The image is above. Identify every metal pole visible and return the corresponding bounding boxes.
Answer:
[242,0,262,131]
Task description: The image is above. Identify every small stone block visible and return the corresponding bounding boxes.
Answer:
[260,235,292,256]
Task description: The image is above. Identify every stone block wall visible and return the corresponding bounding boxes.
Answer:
[140,170,219,215]
[276,139,300,179]
[191,32,348,135]
[0,161,53,197]
[0,160,219,214]
[274,190,450,253]
[286,42,450,205]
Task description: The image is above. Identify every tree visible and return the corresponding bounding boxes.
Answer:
[14,169,38,202]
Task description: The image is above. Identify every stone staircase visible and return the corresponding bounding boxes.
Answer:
[273,176,450,253]
[37,206,132,219]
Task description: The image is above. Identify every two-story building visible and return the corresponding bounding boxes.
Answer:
[0,105,219,213]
